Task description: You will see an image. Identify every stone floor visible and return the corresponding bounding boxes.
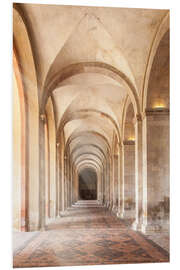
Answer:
[146,232,169,252]
[13,201,169,268]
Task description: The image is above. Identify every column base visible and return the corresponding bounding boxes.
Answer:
[106,201,110,208]
[28,224,40,232]
[98,199,103,205]
[132,220,142,231]
[122,209,136,219]
[108,201,113,210]
[141,220,169,234]
[59,211,67,217]
[116,210,124,218]
[39,226,46,232]
[112,205,118,213]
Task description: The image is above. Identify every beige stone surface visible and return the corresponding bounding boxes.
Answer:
[13,3,169,241]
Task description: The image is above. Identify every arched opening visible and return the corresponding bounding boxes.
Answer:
[141,29,169,233]
[78,168,97,200]
[13,6,39,231]
[13,4,170,267]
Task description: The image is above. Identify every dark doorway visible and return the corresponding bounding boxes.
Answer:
[78,168,97,200]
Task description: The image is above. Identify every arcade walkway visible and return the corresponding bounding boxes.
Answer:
[13,201,169,268]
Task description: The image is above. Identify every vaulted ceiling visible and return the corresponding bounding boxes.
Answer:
[13,3,169,173]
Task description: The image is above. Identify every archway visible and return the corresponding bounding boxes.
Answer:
[78,168,97,200]
[141,29,169,233]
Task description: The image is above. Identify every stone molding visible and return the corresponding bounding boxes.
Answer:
[40,113,46,123]
[123,140,135,145]
[145,108,169,116]
[132,113,142,125]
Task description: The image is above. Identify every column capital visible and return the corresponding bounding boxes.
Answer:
[145,108,169,116]
[56,142,60,148]
[117,142,123,148]
[133,113,143,125]
[123,140,135,145]
[40,113,46,123]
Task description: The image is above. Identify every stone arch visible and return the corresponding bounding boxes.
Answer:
[78,167,98,200]
[74,159,102,202]
[76,162,101,181]
[140,16,170,232]
[41,62,140,116]
[123,101,135,142]
[142,12,169,111]
[13,50,27,231]
[77,163,99,173]
[64,131,111,155]
[71,144,106,161]
[122,99,136,218]
[146,30,169,110]
[111,133,119,211]
[45,98,57,218]
[70,144,107,163]
[13,7,39,231]
[58,108,121,143]
[73,154,103,169]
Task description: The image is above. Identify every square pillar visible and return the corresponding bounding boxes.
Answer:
[141,109,169,233]
[112,154,118,213]
[132,115,143,231]
[123,140,135,219]
[117,143,124,218]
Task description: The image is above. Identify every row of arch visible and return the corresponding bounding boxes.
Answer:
[13,6,169,233]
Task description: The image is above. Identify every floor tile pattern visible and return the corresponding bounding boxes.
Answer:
[13,203,169,268]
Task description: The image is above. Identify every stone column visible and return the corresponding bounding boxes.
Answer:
[123,140,135,219]
[56,143,60,217]
[60,154,66,215]
[64,155,67,211]
[101,167,104,205]
[112,154,115,211]
[39,113,46,231]
[103,162,107,206]
[112,154,118,213]
[75,169,79,202]
[67,155,71,208]
[99,166,104,204]
[117,143,124,218]
[106,160,110,208]
[69,159,73,207]
[108,157,113,209]
[58,146,62,215]
[44,121,49,222]
[66,153,69,208]
[141,109,169,233]
[97,169,101,202]
[60,147,65,214]
[132,115,143,231]
[72,167,76,204]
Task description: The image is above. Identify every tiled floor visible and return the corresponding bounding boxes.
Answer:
[13,201,169,268]
[146,232,169,252]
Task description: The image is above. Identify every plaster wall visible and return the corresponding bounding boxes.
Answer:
[146,114,169,214]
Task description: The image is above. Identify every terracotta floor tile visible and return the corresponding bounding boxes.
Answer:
[13,203,169,268]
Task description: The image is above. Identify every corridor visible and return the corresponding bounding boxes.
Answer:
[13,3,170,268]
[13,202,169,268]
